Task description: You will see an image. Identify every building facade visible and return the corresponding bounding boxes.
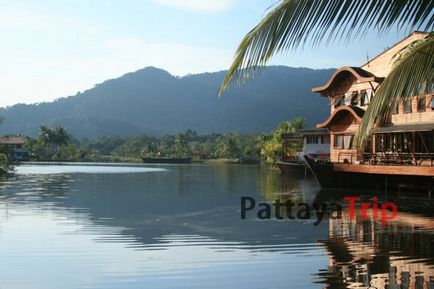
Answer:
[312,31,433,167]
[0,136,30,161]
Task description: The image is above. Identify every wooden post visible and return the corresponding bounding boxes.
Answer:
[412,131,416,165]
[372,134,376,153]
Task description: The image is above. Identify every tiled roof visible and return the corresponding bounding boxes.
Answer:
[0,136,26,145]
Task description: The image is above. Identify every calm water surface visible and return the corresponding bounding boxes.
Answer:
[0,163,432,289]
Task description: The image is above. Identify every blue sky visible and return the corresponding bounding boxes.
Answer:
[0,0,411,107]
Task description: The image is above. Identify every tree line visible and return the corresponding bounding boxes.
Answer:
[22,118,304,164]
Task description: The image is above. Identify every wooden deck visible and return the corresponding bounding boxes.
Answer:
[333,163,434,176]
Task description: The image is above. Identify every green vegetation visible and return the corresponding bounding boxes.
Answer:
[261,118,303,164]
[0,66,332,139]
[0,153,14,175]
[0,117,15,175]
[25,126,74,161]
[24,122,303,164]
[219,0,433,150]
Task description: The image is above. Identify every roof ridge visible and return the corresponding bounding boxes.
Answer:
[361,31,429,67]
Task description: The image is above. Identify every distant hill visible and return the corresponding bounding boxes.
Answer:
[0,66,334,139]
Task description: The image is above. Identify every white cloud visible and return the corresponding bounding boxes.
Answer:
[100,38,233,75]
[0,10,47,28]
[151,0,238,13]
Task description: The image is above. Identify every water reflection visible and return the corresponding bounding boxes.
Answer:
[0,163,432,288]
[313,190,434,289]
[0,164,328,289]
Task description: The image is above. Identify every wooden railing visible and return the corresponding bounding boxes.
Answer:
[362,152,433,166]
[337,152,357,164]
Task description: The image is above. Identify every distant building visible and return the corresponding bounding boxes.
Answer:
[278,128,330,173]
[0,136,30,161]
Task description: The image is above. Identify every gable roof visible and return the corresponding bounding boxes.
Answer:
[312,66,384,95]
[0,136,26,145]
[316,106,365,128]
[362,31,429,68]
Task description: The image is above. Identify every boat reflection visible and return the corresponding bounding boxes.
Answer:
[313,189,434,289]
[1,164,433,288]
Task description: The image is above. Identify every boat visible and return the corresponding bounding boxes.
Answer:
[276,160,307,174]
[304,156,433,191]
[141,157,192,164]
[304,31,434,192]
[278,128,330,174]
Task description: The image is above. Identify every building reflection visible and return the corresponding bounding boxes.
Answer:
[2,164,434,289]
[314,190,434,289]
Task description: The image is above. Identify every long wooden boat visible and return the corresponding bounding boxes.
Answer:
[142,157,192,164]
[276,160,308,174]
[304,156,434,192]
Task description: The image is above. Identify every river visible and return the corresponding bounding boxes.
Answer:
[0,163,432,288]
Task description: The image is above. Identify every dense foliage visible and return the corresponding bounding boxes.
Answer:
[0,153,14,175]
[24,121,303,164]
[260,117,303,163]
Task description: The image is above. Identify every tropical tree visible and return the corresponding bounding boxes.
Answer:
[37,126,71,160]
[174,133,189,157]
[141,141,158,157]
[216,134,240,159]
[0,117,14,174]
[261,118,304,163]
[38,126,55,160]
[219,0,434,149]
[53,127,71,147]
[39,126,55,145]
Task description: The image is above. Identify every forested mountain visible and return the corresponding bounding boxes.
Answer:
[0,66,333,138]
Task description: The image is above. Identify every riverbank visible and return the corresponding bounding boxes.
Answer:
[22,157,262,165]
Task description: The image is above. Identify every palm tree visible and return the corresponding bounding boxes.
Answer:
[39,126,56,160]
[53,127,71,147]
[39,126,54,145]
[261,118,304,163]
[219,0,434,149]
[175,133,188,157]
[218,134,240,159]
[38,126,70,160]
[52,127,71,160]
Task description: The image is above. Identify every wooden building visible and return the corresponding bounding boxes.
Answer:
[0,136,30,161]
[305,32,433,190]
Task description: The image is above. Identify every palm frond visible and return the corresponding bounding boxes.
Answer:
[353,32,434,149]
[219,0,434,95]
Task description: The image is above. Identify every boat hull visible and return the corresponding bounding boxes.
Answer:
[304,157,434,192]
[276,161,309,175]
[142,157,192,164]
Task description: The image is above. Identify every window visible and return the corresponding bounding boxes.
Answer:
[333,135,353,149]
[391,102,399,114]
[306,136,318,144]
[320,136,330,144]
[334,135,343,148]
[350,92,359,106]
[343,135,353,149]
[417,96,426,112]
[334,95,345,108]
[403,99,412,113]
[360,90,367,106]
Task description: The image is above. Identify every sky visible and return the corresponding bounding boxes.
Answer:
[0,0,412,108]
